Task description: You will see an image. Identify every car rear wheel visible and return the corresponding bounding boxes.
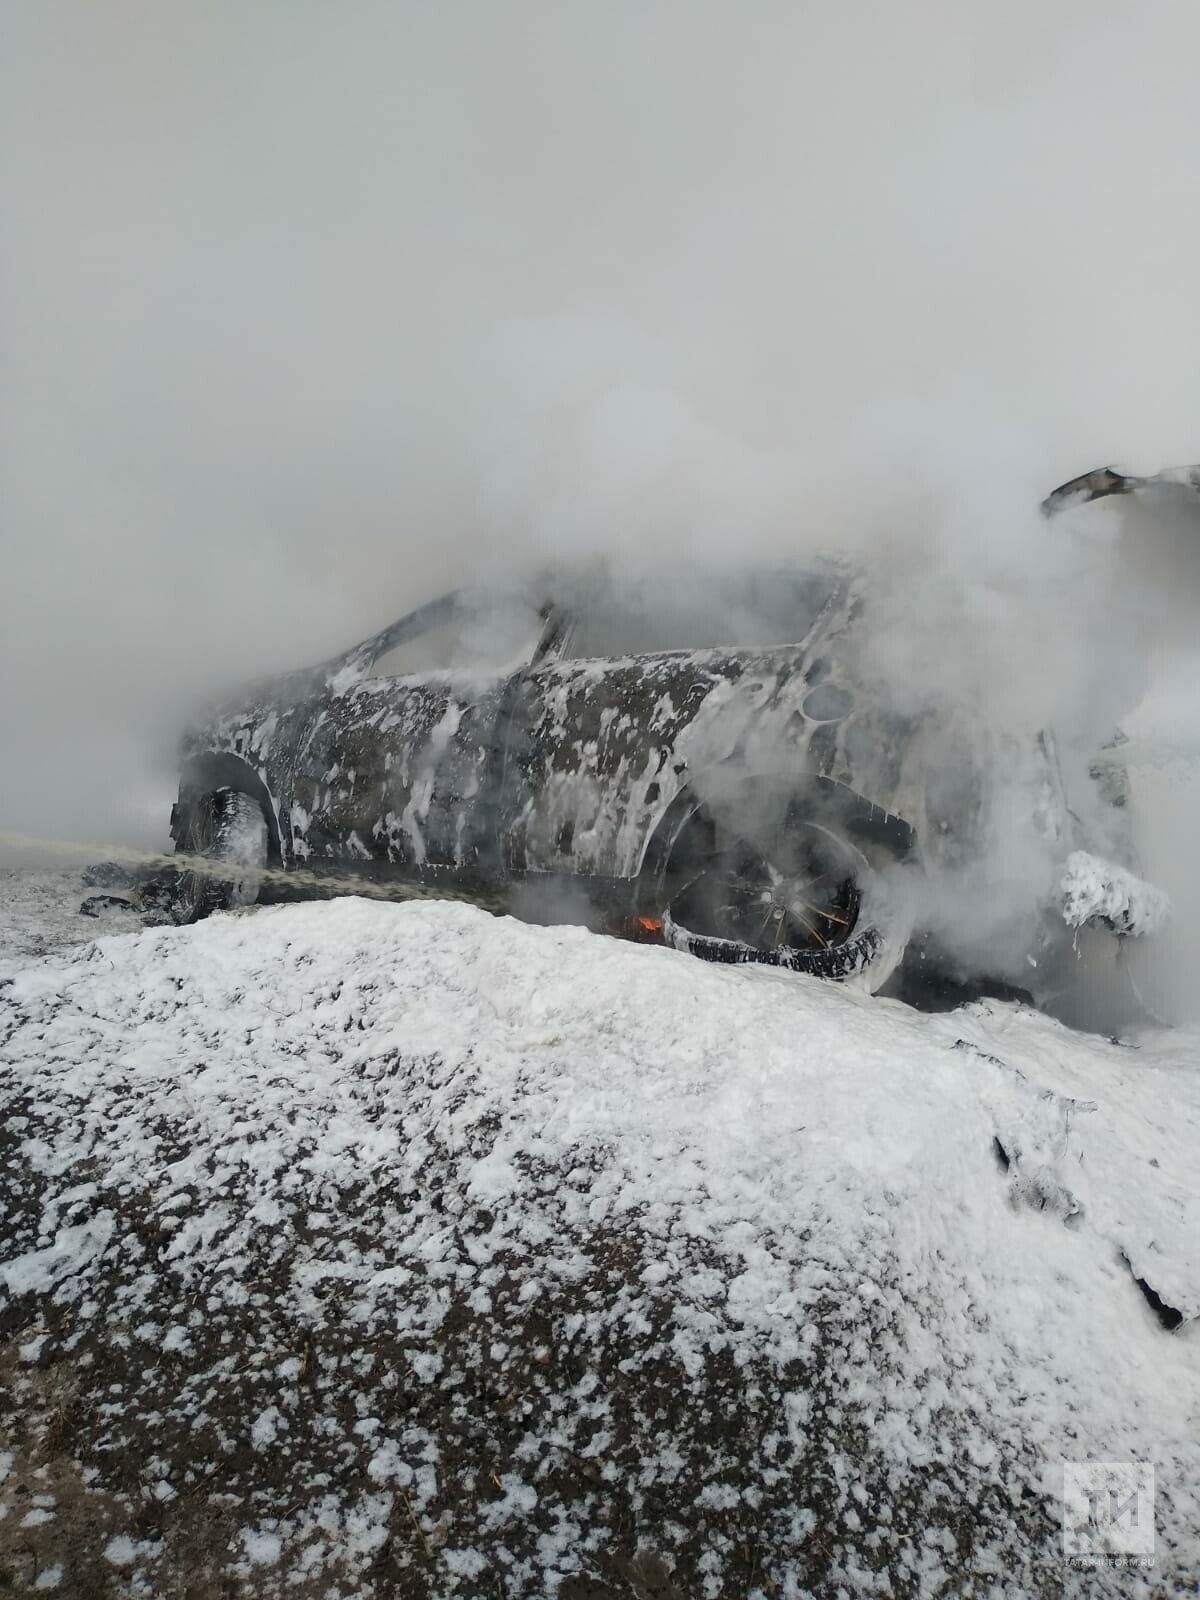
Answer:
[656,795,910,992]
[173,788,269,924]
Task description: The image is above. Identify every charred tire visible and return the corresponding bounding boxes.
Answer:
[655,792,910,993]
[172,788,269,924]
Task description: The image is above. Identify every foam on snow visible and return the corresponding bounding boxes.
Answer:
[1,897,1197,1595]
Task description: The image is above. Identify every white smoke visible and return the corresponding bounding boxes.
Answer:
[3,1,1200,1013]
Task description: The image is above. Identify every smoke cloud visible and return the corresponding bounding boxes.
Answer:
[4,1,1200,1009]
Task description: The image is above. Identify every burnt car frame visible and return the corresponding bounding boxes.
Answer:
[168,500,1149,1009]
[172,569,932,986]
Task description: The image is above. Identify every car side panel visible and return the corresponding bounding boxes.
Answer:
[283,672,509,869]
[502,643,931,881]
[177,588,950,895]
[180,667,512,874]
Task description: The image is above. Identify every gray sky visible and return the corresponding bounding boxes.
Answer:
[4,1,1200,846]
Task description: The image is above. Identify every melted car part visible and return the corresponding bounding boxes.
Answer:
[1041,460,1200,518]
[159,534,1148,1004]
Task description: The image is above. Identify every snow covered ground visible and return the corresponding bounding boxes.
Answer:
[0,874,1197,1597]
[0,865,142,965]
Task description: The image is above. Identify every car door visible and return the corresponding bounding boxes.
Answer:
[287,592,544,874]
[498,567,874,884]
[499,646,765,881]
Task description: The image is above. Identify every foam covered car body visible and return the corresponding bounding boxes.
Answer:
[168,566,1146,1003]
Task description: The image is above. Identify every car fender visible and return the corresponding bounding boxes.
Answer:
[174,749,286,868]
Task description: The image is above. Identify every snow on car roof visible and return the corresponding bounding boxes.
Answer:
[1,898,1198,1593]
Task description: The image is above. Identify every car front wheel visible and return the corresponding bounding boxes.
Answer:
[172,788,269,924]
[655,796,910,992]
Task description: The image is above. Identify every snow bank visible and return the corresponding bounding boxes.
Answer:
[0,898,1197,1596]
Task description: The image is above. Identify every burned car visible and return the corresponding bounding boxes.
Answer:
[166,511,1165,1012]
[172,567,923,989]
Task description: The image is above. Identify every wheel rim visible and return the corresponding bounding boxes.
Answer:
[174,796,218,921]
[173,791,267,922]
[667,813,864,956]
